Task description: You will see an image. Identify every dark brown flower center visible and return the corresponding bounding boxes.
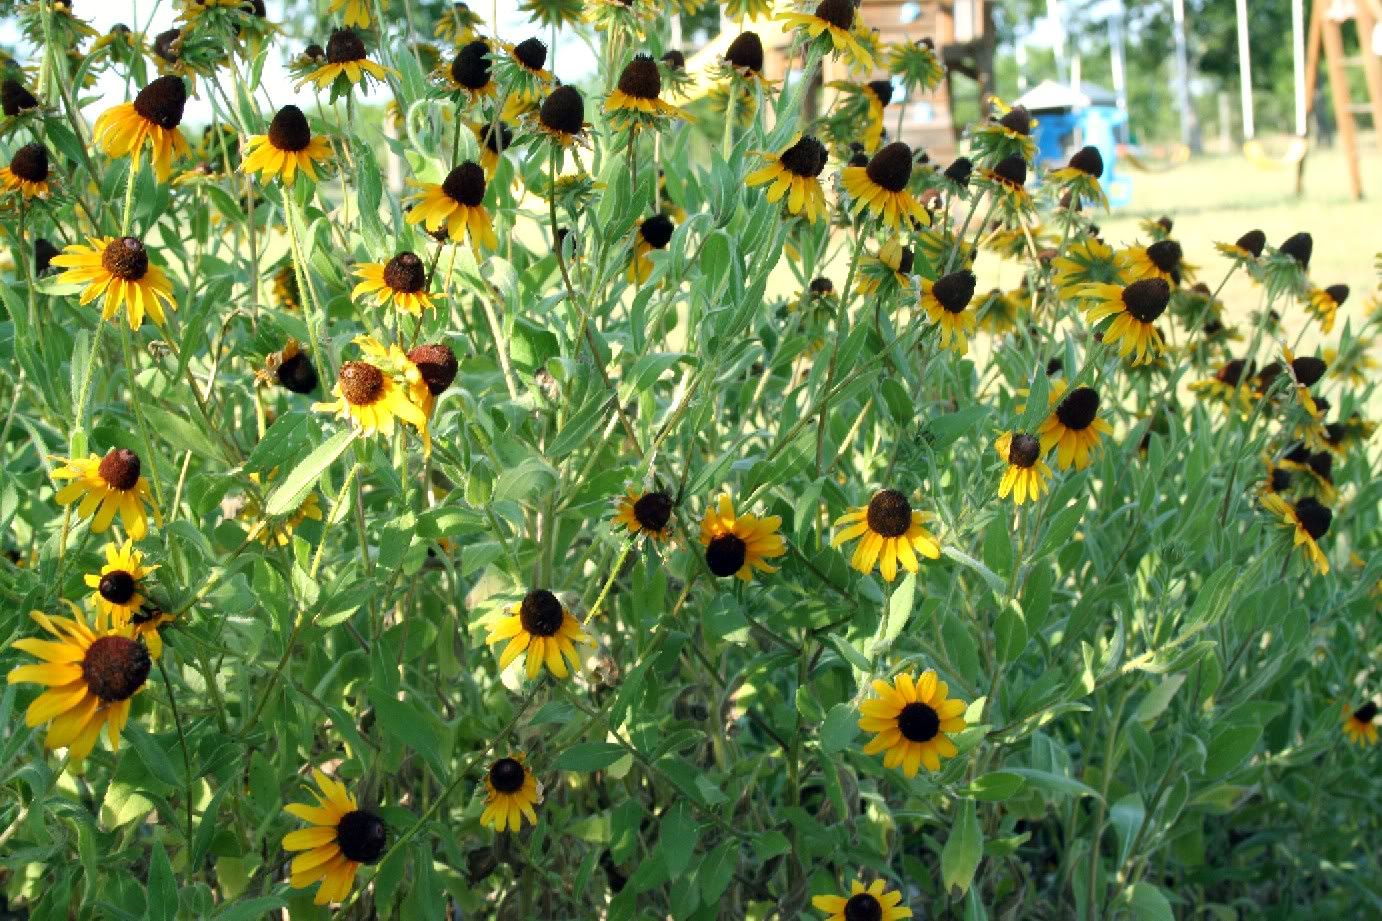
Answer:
[406,343,458,395]
[98,570,137,604]
[897,701,940,742]
[1291,355,1326,387]
[810,276,834,294]
[132,75,187,129]
[10,143,48,182]
[661,49,686,70]
[843,893,883,921]
[932,270,976,314]
[277,348,318,394]
[441,161,486,206]
[1235,229,1265,257]
[865,489,912,538]
[1269,468,1292,492]
[1307,451,1333,481]
[152,28,181,63]
[338,361,385,405]
[1007,433,1040,468]
[632,491,673,532]
[1354,701,1378,723]
[998,105,1032,136]
[383,252,426,293]
[490,757,526,793]
[1256,362,1284,391]
[1216,359,1248,386]
[813,0,855,30]
[267,104,311,152]
[724,32,764,73]
[616,54,662,100]
[1146,240,1181,274]
[336,809,387,864]
[866,79,894,106]
[779,134,827,178]
[34,237,58,275]
[82,635,151,702]
[99,447,142,490]
[539,85,584,135]
[303,43,324,60]
[480,121,512,154]
[1121,278,1170,323]
[326,28,367,65]
[1046,356,1064,376]
[1067,145,1103,176]
[1055,387,1099,431]
[865,142,913,193]
[705,534,747,577]
[1323,283,1349,305]
[1,78,39,116]
[639,214,675,249]
[101,237,150,281]
[991,155,1027,188]
[1293,497,1331,540]
[943,156,973,185]
[1278,232,1312,268]
[512,37,547,71]
[519,588,564,637]
[896,247,915,276]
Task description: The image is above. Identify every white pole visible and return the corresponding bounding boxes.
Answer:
[1048,0,1068,83]
[1109,3,1128,113]
[1236,0,1255,139]
[1291,0,1307,136]
[1171,0,1201,150]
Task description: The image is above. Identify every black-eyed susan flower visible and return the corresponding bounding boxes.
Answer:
[352,251,435,316]
[404,162,497,251]
[813,878,912,921]
[779,0,872,70]
[518,0,583,29]
[33,238,58,276]
[1214,228,1266,264]
[92,75,190,181]
[842,141,928,230]
[977,154,1031,212]
[439,38,495,102]
[301,28,392,92]
[994,431,1051,505]
[745,134,828,223]
[831,489,940,582]
[586,0,657,36]
[125,603,175,659]
[658,48,694,98]
[1189,358,1255,412]
[7,604,150,765]
[1276,231,1313,269]
[859,670,967,776]
[484,588,592,680]
[974,287,1023,335]
[1,77,40,118]
[533,84,587,149]
[1080,278,1170,366]
[496,37,554,105]
[1037,382,1113,470]
[258,338,319,395]
[698,494,786,580]
[52,449,158,540]
[240,104,333,184]
[724,0,774,18]
[481,754,543,832]
[1343,701,1378,746]
[721,31,774,89]
[1046,144,1106,208]
[84,539,155,623]
[1260,493,1332,574]
[1260,231,1313,298]
[605,54,690,129]
[888,36,944,92]
[283,769,387,906]
[920,269,978,355]
[0,142,50,198]
[857,239,916,296]
[434,0,482,42]
[403,342,459,418]
[327,0,382,29]
[629,214,675,284]
[50,236,177,329]
[1117,239,1185,285]
[970,103,1036,164]
[1305,283,1348,334]
[1052,237,1119,297]
[1281,344,1327,418]
[313,337,429,441]
[474,120,513,177]
[614,487,675,542]
[827,79,893,149]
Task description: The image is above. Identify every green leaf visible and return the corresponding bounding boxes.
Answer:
[941,799,983,895]
[1119,882,1174,921]
[1020,367,1050,431]
[872,572,916,656]
[1134,673,1185,725]
[1007,768,1102,801]
[1204,723,1261,778]
[698,840,739,904]
[819,703,858,755]
[549,395,614,459]
[211,897,287,920]
[146,841,176,921]
[266,429,356,517]
[963,771,1026,801]
[1037,502,1084,558]
[124,724,181,788]
[828,635,871,673]
[921,406,989,452]
[556,742,627,772]
[658,803,700,878]
[365,688,450,780]
[244,412,316,475]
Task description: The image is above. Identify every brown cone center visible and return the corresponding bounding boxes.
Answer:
[132,75,188,129]
[82,635,151,702]
[632,491,673,532]
[519,589,564,637]
[865,142,913,193]
[99,570,137,604]
[489,757,526,793]
[813,0,855,29]
[1008,433,1040,468]
[338,361,385,406]
[539,85,585,135]
[724,32,765,73]
[1121,278,1171,323]
[441,162,486,206]
[450,39,491,89]
[896,701,940,742]
[1055,387,1099,431]
[1293,498,1331,540]
[406,343,458,395]
[933,270,977,313]
[267,105,312,152]
[336,809,387,864]
[617,54,663,100]
[10,143,48,182]
[865,489,912,538]
[779,134,827,178]
[383,252,426,293]
[102,237,150,281]
[98,447,142,490]
[326,28,367,64]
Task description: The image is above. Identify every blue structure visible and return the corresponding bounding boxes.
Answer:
[1016,80,1132,209]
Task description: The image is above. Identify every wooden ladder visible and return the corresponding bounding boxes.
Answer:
[1297,0,1382,198]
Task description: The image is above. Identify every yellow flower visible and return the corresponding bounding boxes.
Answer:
[994,431,1052,506]
[532,84,587,148]
[7,604,149,765]
[92,75,191,181]
[1342,701,1379,746]
[1036,381,1113,470]
[1079,278,1171,366]
[238,471,324,547]
[328,0,385,28]
[481,753,543,831]
[613,487,675,542]
[313,337,430,443]
[83,539,156,624]
[439,38,496,102]
[50,236,178,330]
[745,134,829,224]
[1051,237,1118,298]
[919,270,978,355]
[240,104,333,184]
[1116,240,1184,285]
[778,0,873,71]
[1044,144,1107,209]
[831,489,940,582]
[484,589,593,680]
[1260,493,1332,574]
[842,142,929,230]
[434,1,482,42]
[352,252,436,316]
[856,239,915,296]
[283,769,387,906]
[698,493,786,581]
[1305,284,1348,334]
[813,878,912,920]
[301,29,393,91]
[1213,229,1265,264]
[0,142,51,198]
[404,162,497,251]
[52,449,160,540]
[605,53,691,128]
[859,670,968,776]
